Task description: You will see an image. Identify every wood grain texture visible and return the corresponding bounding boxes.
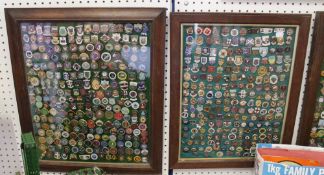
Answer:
[297,12,324,146]
[5,8,166,174]
[169,12,311,169]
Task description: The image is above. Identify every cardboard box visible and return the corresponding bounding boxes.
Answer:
[256,144,324,175]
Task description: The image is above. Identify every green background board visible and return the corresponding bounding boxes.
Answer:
[179,24,297,159]
[20,22,152,163]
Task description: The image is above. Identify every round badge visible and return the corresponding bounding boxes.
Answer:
[125,141,132,148]
[131,102,139,109]
[86,43,94,51]
[82,62,90,70]
[216,151,224,157]
[105,111,114,119]
[114,112,123,120]
[122,44,130,52]
[117,71,127,80]
[134,156,142,162]
[231,29,239,36]
[138,123,147,131]
[101,98,109,105]
[121,107,130,115]
[109,72,116,80]
[129,91,137,99]
[113,105,121,113]
[133,129,141,136]
[101,52,111,62]
[105,43,114,51]
[186,36,194,45]
[80,53,89,60]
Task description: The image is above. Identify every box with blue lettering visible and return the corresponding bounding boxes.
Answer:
[255,144,324,175]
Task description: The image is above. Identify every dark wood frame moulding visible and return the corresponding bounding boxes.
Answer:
[170,12,311,169]
[5,8,166,174]
[297,12,324,146]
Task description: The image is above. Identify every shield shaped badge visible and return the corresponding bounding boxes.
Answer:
[276,55,283,64]
[139,36,147,46]
[131,35,138,44]
[122,34,130,43]
[209,57,216,64]
[259,47,268,57]
[210,48,217,56]
[43,25,51,36]
[91,23,100,34]
[83,35,90,44]
[83,23,92,33]
[100,24,109,33]
[268,56,276,64]
[75,25,83,36]
[245,38,254,47]
[231,36,239,46]
[284,64,291,72]
[134,23,143,33]
[262,36,270,46]
[201,57,208,65]
[234,56,243,66]
[59,26,67,36]
[254,37,262,47]
[184,57,191,64]
[253,57,260,66]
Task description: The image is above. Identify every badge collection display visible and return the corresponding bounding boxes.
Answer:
[309,63,324,147]
[301,12,324,148]
[21,22,152,163]
[5,8,316,171]
[179,24,297,159]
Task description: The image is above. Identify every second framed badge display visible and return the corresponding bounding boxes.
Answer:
[6,8,165,173]
[297,12,324,147]
[170,13,311,168]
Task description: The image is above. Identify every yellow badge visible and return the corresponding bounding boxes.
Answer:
[91,78,100,90]
[134,156,142,162]
[183,72,191,81]
[321,71,324,77]
[317,130,324,137]
[258,66,267,76]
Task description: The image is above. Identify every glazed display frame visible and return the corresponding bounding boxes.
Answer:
[5,8,166,173]
[169,13,311,169]
[297,12,324,147]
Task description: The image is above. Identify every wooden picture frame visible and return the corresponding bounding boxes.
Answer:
[297,12,324,147]
[170,13,310,169]
[5,8,165,173]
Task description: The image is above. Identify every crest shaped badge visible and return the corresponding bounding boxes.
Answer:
[262,36,270,46]
[139,36,147,46]
[134,23,143,33]
[259,47,268,57]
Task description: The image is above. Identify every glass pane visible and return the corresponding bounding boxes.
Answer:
[309,61,324,147]
[179,24,298,159]
[20,22,151,163]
